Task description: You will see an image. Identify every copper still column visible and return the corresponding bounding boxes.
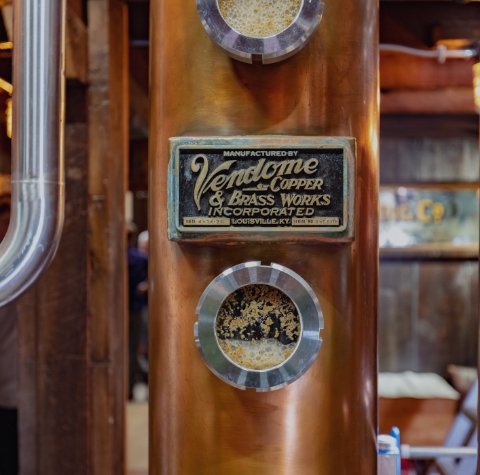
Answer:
[149,0,379,474]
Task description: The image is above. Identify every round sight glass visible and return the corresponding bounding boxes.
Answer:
[217,0,303,38]
[216,284,301,370]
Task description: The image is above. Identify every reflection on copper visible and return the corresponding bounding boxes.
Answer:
[473,63,480,113]
[149,0,379,472]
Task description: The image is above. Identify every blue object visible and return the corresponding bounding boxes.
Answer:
[390,427,401,475]
[378,428,401,475]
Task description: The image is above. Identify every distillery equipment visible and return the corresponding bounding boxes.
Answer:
[0,0,65,305]
[150,0,379,473]
[0,2,478,475]
[194,261,324,391]
[196,0,324,63]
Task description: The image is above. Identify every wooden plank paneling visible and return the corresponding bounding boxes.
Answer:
[17,1,128,473]
[18,122,89,475]
[381,88,475,115]
[379,261,479,374]
[379,115,479,374]
[380,137,479,184]
[381,55,474,90]
[470,266,478,365]
[379,262,418,372]
[417,262,478,373]
[381,115,479,139]
[17,292,37,475]
[379,3,480,114]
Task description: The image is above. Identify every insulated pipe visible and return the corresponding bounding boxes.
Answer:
[379,44,476,63]
[0,0,66,306]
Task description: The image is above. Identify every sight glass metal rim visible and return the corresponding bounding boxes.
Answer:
[194,261,324,391]
[196,0,325,64]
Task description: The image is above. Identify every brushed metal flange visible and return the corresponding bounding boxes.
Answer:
[194,262,324,391]
[196,0,324,64]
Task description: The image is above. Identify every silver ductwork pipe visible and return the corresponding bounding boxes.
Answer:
[0,0,66,306]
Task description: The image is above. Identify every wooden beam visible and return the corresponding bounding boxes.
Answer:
[381,88,475,114]
[18,113,90,475]
[380,54,474,90]
[380,53,476,113]
[17,1,128,474]
[381,114,479,138]
[129,138,148,190]
[65,6,88,83]
[129,44,149,137]
[1,4,88,83]
[87,1,128,474]
[67,0,85,19]
[130,77,148,137]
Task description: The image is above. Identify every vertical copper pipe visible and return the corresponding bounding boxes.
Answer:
[149,0,379,473]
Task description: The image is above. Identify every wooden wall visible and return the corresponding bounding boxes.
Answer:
[379,260,478,373]
[17,1,129,474]
[18,106,90,475]
[379,116,479,374]
[378,1,480,376]
[380,137,478,184]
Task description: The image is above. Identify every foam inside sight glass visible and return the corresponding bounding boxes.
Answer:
[216,284,301,370]
[217,0,303,38]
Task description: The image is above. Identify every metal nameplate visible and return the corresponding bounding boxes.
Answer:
[168,136,355,242]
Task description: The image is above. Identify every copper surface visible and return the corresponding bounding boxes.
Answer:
[149,0,379,473]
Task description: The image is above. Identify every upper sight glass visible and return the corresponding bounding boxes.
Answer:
[217,0,302,38]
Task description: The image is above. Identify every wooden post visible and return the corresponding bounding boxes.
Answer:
[87,1,129,474]
[17,1,128,474]
[18,108,92,475]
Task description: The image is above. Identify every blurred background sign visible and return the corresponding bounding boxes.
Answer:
[379,185,479,258]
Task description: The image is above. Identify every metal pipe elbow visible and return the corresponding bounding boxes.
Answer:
[0,0,66,306]
[0,181,64,305]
